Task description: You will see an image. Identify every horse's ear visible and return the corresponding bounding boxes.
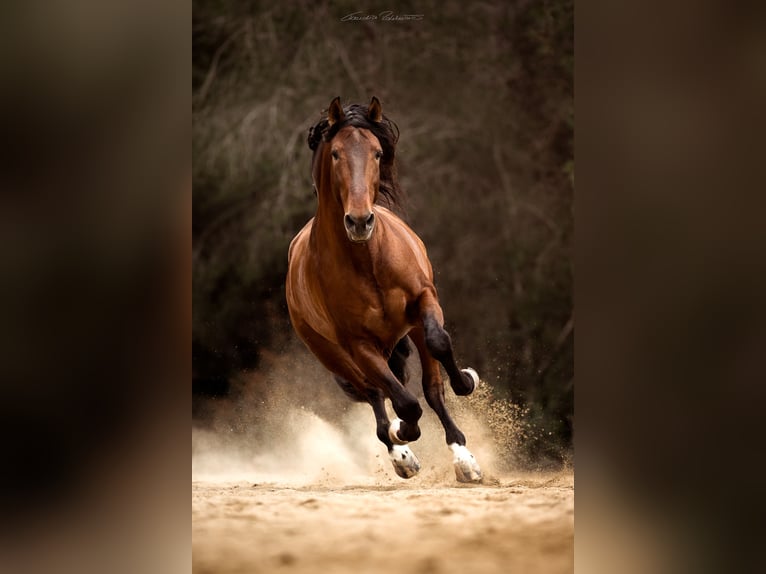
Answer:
[327,96,345,126]
[368,96,382,122]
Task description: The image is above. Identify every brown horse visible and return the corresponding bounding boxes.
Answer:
[286,97,482,482]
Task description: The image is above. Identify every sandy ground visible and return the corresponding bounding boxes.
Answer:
[192,471,573,574]
[192,358,573,574]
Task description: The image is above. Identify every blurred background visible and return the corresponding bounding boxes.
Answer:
[2,0,762,571]
[192,0,573,466]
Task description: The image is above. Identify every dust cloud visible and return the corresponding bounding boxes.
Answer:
[192,344,573,574]
[192,341,541,486]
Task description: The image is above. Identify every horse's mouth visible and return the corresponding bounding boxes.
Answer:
[346,229,374,243]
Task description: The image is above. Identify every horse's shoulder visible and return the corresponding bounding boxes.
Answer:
[375,207,433,281]
[288,218,314,263]
[376,208,421,241]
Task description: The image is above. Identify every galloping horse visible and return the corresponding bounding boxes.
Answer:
[286,97,482,482]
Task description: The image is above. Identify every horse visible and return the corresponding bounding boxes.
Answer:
[285,96,482,482]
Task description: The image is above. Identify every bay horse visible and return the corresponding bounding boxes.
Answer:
[286,96,482,482]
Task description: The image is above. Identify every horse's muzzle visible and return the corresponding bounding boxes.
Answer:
[344,211,375,242]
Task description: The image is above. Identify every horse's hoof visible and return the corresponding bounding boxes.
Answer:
[388,418,408,445]
[389,444,421,479]
[461,368,480,393]
[450,443,482,483]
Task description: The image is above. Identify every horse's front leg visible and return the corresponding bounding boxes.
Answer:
[351,342,424,442]
[367,388,420,479]
[410,326,482,483]
[335,367,421,479]
[295,322,419,478]
[413,292,483,483]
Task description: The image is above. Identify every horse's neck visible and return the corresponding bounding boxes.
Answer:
[313,198,345,244]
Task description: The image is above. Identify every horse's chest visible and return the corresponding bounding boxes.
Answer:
[362,288,407,329]
[334,281,408,335]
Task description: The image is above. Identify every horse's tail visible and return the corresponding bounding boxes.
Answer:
[333,336,412,402]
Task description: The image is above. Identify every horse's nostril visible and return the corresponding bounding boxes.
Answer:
[345,212,375,231]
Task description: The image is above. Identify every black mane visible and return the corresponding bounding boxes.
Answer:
[308,102,405,215]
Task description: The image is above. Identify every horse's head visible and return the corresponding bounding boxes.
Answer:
[315,96,387,243]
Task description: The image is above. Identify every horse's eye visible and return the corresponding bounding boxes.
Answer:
[375,150,383,160]
[331,150,339,160]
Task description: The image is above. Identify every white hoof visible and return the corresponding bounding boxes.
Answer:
[462,368,480,388]
[389,444,421,479]
[450,443,482,483]
[388,418,408,445]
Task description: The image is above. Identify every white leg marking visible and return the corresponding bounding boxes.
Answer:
[389,444,421,479]
[449,443,482,483]
[388,418,408,445]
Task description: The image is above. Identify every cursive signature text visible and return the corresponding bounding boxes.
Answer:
[341,11,425,22]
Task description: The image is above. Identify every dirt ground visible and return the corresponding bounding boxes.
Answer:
[192,471,573,574]
[192,362,573,574]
